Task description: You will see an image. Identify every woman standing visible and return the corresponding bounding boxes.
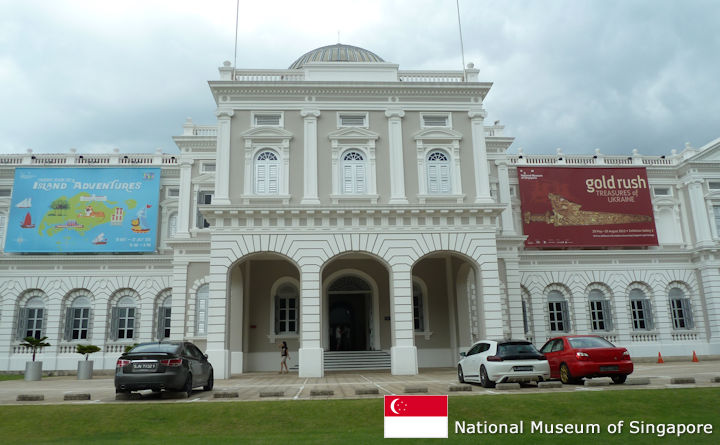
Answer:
[279,341,290,374]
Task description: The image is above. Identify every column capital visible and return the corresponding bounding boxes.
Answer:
[179,158,194,167]
[215,108,235,119]
[494,159,509,168]
[385,108,405,119]
[300,108,321,118]
[468,108,487,120]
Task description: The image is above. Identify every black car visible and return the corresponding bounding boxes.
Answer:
[115,341,213,397]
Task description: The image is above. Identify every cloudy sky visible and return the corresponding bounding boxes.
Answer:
[2,0,718,156]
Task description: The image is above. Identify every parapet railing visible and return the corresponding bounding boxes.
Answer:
[0,153,179,166]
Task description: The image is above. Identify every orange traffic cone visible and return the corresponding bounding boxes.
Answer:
[657,352,664,364]
[692,351,699,362]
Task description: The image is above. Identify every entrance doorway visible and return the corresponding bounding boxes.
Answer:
[327,276,371,351]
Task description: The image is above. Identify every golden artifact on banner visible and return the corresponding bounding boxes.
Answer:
[523,193,654,227]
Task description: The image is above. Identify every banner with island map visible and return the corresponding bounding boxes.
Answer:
[5,167,160,253]
[517,166,658,247]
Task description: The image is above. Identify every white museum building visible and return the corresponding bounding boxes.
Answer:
[1,44,719,378]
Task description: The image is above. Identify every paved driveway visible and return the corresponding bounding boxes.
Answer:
[1,361,718,405]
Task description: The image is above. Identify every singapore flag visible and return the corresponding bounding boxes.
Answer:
[384,395,448,438]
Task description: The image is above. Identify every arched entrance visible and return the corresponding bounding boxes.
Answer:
[328,276,371,351]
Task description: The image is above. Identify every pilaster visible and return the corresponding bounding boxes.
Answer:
[213,109,234,206]
[495,160,515,234]
[300,108,321,205]
[385,109,408,204]
[469,108,492,203]
[686,179,712,246]
[390,263,418,375]
[175,159,194,238]
[298,263,323,377]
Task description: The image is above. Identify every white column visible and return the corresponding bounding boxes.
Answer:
[298,264,323,377]
[300,108,321,205]
[469,108,492,203]
[503,256,525,339]
[390,264,418,375]
[169,260,188,342]
[175,159,193,238]
[495,160,515,234]
[687,179,712,246]
[478,253,504,339]
[206,254,230,379]
[213,109,234,205]
[385,109,408,204]
[698,264,720,343]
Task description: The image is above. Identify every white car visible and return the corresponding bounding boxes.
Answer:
[458,339,551,388]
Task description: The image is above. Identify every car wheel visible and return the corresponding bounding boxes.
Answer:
[203,370,214,391]
[183,374,193,398]
[479,365,495,388]
[611,374,627,384]
[457,365,465,383]
[560,363,577,384]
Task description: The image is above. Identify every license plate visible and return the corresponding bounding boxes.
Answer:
[600,365,618,372]
[513,366,533,372]
[133,363,157,372]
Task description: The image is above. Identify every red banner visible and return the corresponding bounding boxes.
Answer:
[517,167,658,247]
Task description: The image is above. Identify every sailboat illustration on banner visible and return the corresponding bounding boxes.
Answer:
[21,212,35,228]
[16,198,32,208]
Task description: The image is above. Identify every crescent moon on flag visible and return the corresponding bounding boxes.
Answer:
[390,398,400,415]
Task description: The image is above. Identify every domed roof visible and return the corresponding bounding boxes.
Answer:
[289,44,385,69]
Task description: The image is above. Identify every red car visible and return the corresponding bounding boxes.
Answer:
[539,335,633,384]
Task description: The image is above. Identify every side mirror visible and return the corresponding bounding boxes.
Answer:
[203,354,208,360]
[459,352,466,357]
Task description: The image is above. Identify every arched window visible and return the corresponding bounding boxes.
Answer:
[547,290,570,333]
[17,297,45,340]
[254,150,279,194]
[341,151,366,194]
[195,284,209,337]
[168,213,177,238]
[111,296,136,341]
[521,289,532,335]
[275,283,298,334]
[629,288,653,330]
[64,295,91,341]
[157,294,172,339]
[669,287,693,330]
[426,150,451,194]
[588,289,613,331]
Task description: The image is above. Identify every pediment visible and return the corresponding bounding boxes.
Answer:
[240,126,294,140]
[327,127,380,141]
[413,128,463,141]
[688,137,720,162]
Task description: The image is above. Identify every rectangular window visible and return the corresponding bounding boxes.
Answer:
[631,299,653,330]
[421,114,450,127]
[167,188,180,197]
[26,308,44,339]
[548,301,568,332]
[0,188,11,197]
[116,307,135,339]
[253,113,282,127]
[161,307,172,338]
[277,297,297,333]
[521,300,529,334]
[590,300,612,331]
[413,294,424,331]
[196,191,213,228]
[653,187,671,196]
[338,113,368,128]
[671,298,693,330]
[201,163,216,173]
[714,205,720,235]
[71,308,90,340]
[708,182,720,190]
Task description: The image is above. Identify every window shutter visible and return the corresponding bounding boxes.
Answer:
[268,164,278,194]
[64,307,73,341]
[156,308,165,340]
[561,301,570,332]
[110,307,119,341]
[355,164,365,193]
[343,165,354,193]
[427,164,438,193]
[683,299,694,329]
[274,295,280,335]
[644,300,654,330]
[255,163,266,194]
[439,164,450,193]
[16,308,28,340]
[604,300,613,331]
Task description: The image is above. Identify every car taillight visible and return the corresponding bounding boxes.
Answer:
[486,355,503,362]
[116,359,130,368]
[160,358,183,367]
[576,352,590,361]
[622,351,631,359]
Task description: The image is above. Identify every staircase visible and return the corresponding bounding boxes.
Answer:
[323,350,391,371]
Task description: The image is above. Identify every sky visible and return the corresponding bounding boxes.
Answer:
[1,0,718,156]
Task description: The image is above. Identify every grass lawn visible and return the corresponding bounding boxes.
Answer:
[0,375,24,382]
[0,388,717,444]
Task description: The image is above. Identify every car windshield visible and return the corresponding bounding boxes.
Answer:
[128,343,180,354]
[497,342,542,359]
[568,337,615,349]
